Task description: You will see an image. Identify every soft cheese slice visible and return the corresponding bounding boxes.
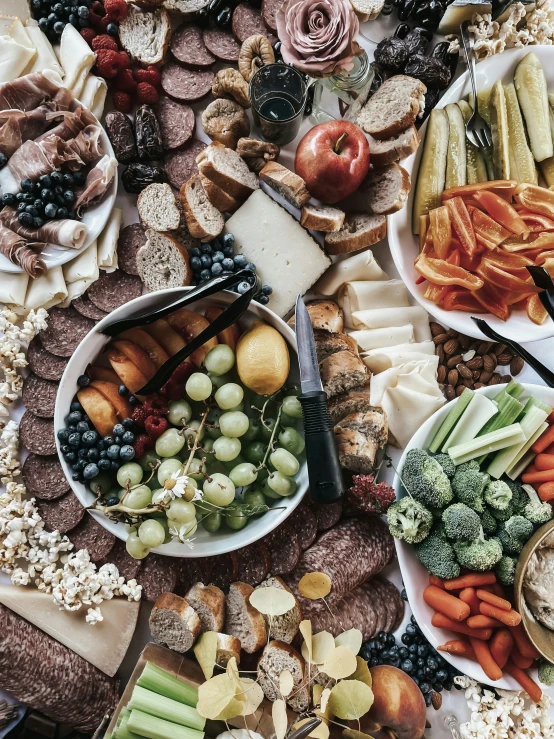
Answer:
[382,383,444,448]
[0,270,28,306]
[97,207,122,270]
[23,22,64,77]
[370,357,440,407]
[226,190,331,317]
[58,23,95,98]
[0,0,30,21]
[0,18,35,83]
[362,341,436,373]
[63,239,98,283]
[351,306,432,341]
[314,249,389,296]
[24,265,67,310]
[350,326,414,352]
[339,279,409,327]
[79,73,107,118]
[0,585,140,676]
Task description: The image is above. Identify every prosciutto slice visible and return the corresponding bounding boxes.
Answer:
[34,106,96,143]
[0,207,87,249]
[0,70,63,112]
[74,155,117,208]
[0,103,58,158]
[39,135,85,171]
[0,222,45,277]
[67,125,103,164]
[8,134,85,182]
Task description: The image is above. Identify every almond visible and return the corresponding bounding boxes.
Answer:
[443,339,460,355]
[433,333,449,345]
[459,334,471,350]
[474,382,485,389]
[501,374,513,384]
[445,384,456,401]
[447,354,462,369]
[447,328,458,338]
[430,322,444,337]
[455,384,466,397]
[473,370,481,380]
[466,356,483,370]
[510,356,525,376]
[457,363,473,380]
[477,341,493,355]
[437,365,447,384]
[493,342,507,356]
[448,369,459,385]
[480,370,493,383]
[497,352,513,366]
[483,355,496,373]
[436,344,445,363]
[431,692,442,711]
[463,378,474,388]
[489,372,502,385]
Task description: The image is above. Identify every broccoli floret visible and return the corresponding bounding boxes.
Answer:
[522,484,553,524]
[453,528,503,571]
[495,555,517,586]
[387,497,433,544]
[482,508,498,536]
[402,448,453,510]
[433,453,456,479]
[504,479,526,514]
[539,660,554,686]
[491,501,515,522]
[484,480,513,511]
[442,503,481,541]
[415,529,460,579]
[497,516,534,555]
[452,461,489,513]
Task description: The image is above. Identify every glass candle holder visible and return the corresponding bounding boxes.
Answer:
[309,52,375,124]
[249,64,309,146]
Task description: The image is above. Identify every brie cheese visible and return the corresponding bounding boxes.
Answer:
[350,326,414,352]
[23,22,63,77]
[361,341,436,373]
[63,239,98,283]
[339,279,409,327]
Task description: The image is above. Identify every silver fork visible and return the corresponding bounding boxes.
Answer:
[460,21,492,151]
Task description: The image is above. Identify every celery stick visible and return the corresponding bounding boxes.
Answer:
[475,394,524,463]
[507,422,548,479]
[507,448,540,481]
[128,710,204,739]
[441,394,498,452]
[448,424,526,465]
[137,663,198,707]
[429,388,474,453]
[115,714,142,739]
[129,686,205,730]
[487,406,548,479]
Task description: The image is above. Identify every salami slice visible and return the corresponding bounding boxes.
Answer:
[116,223,147,276]
[98,538,142,581]
[265,524,301,576]
[309,581,383,640]
[286,503,317,551]
[372,577,405,632]
[87,270,143,313]
[137,553,178,602]
[174,557,208,597]
[310,499,343,531]
[161,64,214,103]
[261,0,280,31]
[38,306,95,358]
[22,373,58,419]
[164,139,206,190]
[203,29,241,62]
[68,515,116,561]
[36,492,85,533]
[72,294,109,321]
[171,25,216,67]
[203,552,238,592]
[19,411,56,456]
[27,336,68,382]
[23,454,70,500]
[156,96,196,152]
[232,4,277,43]
[235,541,271,586]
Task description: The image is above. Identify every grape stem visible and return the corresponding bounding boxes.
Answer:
[181,406,211,476]
[260,404,283,469]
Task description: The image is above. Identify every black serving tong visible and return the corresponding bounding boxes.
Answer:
[471,317,554,388]
[101,270,259,395]
[527,265,554,321]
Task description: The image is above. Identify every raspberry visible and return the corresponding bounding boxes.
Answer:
[145,415,169,440]
[143,395,169,417]
[136,81,158,105]
[104,0,127,21]
[98,15,113,31]
[95,48,122,78]
[92,34,118,51]
[80,28,97,45]
[91,1,106,15]
[131,405,148,427]
[114,68,137,92]
[118,51,131,69]
[160,380,185,401]
[133,433,154,459]
[134,67,161,88]
[88,9,104,29]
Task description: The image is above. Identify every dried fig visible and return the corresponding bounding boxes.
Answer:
[236,137,280,172]
[238,34,275,82]
[201,99,250,149]
[212,68,250,108]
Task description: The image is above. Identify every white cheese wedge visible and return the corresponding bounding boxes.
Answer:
[23,22,64,77]
[314,249,388,296]
[63,239,98,283]
[350,326,414,352]
[339,279,409,327]
[97,207,122,271]
[383,383,445,448]
[225,190,331,317]
[362,341,436,373]
[438,1,492,34]
[0,270,28,306]
[58,23,95,98]
[0,585,139,676]
[79,73,107,118]
[24,265,67,310]
[351,306,432,341]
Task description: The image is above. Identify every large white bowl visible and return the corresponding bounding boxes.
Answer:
[394,382,554,689]
[54,287,308,557]
[388,46,554,343]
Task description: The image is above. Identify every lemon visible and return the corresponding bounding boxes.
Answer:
[236,321,290,395]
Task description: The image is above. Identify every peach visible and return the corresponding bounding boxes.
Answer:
[167,308,217,366]
[205,305,241,351]
[88,365,121,384]
[77,386,118,438]
[107,347,148,398]
[90,380,133,421]
[144,319,186,356]
[120,328,169,368]
[358,666,426,739]
[112,340,157,381]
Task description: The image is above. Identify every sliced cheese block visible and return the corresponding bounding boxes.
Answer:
[362,341,436,373]
[0,29,35,83]
[382,383,444,448]
[23,22,64,77]
[24,265,67,310]
[0,270,28,306]
[63,276,98,305]
[0,585,140,676]
[350,326,414,352]
[64,239,98,283]
[0,0,30,21]
[339,279,409,328]
[226,190,330,317]
[314,249,389,296]
[97,207,122,271]
[79,73,107,119]
[370,357,440,407]
[58,23,95,98]
[351,306,432,341]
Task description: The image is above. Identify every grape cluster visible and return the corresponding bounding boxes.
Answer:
[360,616,461,707]
[31,0,94,41]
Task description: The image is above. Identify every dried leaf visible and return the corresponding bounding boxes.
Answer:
[193,631,218,680]
[342,729,375,739]
[299,619,312,662]
[279,669,294,697]
[236,677,264,716]
[272,698,288,739]
[197,673,242,720]
[226,657,242,692]
[250,586,296,616]
[348,657,373,688]
[321,646,358,680]
[298,572,332,600]
[320,687,331,714]
[293,718,330,739]
[335,629,363,656]
[303,630,335,665]
[313,684,324,707]
[328,680,374,720]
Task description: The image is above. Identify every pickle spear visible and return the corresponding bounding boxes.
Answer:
[504,82,537,184]
[514,52,553,162]
[478,88,492,127]
[458,100,488,184]
[489,80,510,180]
[541,95,554,186]
[445,103,467,189]
[412,108,449,235]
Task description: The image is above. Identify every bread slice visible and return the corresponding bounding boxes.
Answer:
[334,427,378,474]
[287,299,344,333]
[328,387,372,424]
[364,162,411,216]
[138,183,181,232]
[163,0,209,11]
[215,633,241,667]
[149,593,202,653]
[256,576,301,644]
[225,581,267,654]
[335,408,388,449]
[137,230,192,292]
[180,174,225,241]
[300,204,345,232]
[324,213,387,255]
[185,583,225,632]
[319,350,369,398]
[118,5,171,66]
[314,330,358,363]
[357,75,427,139]
[259,162,310,209]
[257,640,309,712]
[199,173,241,213]
[197,144,258,200]
[349,0,384,21]
[366,126,420,167]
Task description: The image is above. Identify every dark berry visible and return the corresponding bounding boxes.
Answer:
[83,463,99,479]
[106,496,119,506]
[2,193,15,206]
[118,385,129,396]
[211,262,223,275]
[106,21,118,34]
[417,645,428,657]
[436,669,448,683]
[432,682,443,693]
[200,254,212,268]
[261,284,273,295]
[191,247,201,257]
[128,395,138,405]
[21,178,34,192]
[70,401,82,413]
[246,262,256,272]
[199,269,211,282]
[113,423,125,436]
[81,430,99,447]
[18,212,34,227]
[110,460,120,471]
[76,421,89,433]
[419,682,431,694]
[233,254,247,267]
[257,295,269,305]
[212,250,224,263]
[78,448,88,459]
[65,451,76,463]
[115,436,123,445]
[87,448,100,462]
[68,432,81,447]
[120,445,135,461]
[77,459,87,470]
[223,232,234,247]
[107,444,120,460]
[122,418,134,429]
[236,281,250,294]
[190,256,201,271]
[200,243,212,254]
[39,174,52,188]
[401,633,412,645]
[63,189,75,203]
[98,458,111,470]
[221,257,234,270]
[222,245,234,257]
[401,588,408,601]
[68,410,83,424]
[0,153,7,170]
[369,657,379,667]
[122,430,134,444]
[57,206,68,219]
[72,472,81,481]
[77,374,90,387]
[57,428,70,442]
[53,20,65,32]
[424,693,433,707]
[401,659,414,673]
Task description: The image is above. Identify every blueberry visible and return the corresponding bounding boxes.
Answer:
[73,169,86,185]
[83,463,99,479]
[25,205,38,217]
[2,193,15,206]
[398,647,409,659]
[68,425,77,433]
[39,16,49,29]
[70,401,83,413]
[191,247,201,257]
[57,206,69,219]
[427,658,438,671]
[113,423,125,437]
[76,421,89,433]
[103,436,114,446]
[53,2,63,12]
[424,666,435,678]
[115,436,123,445]
[71,472,81,481]
[57,428,70,442]
[417,644,428,657]
[78,448,88,459]
[63,189,75,204]
[65,451,76,463]
[233,254,247,267]
[51,171,63,184]
[107,444,120,460]
[68,13,79,26]
[122,418,134,429]
[17,203,26,213]
[256,294,269,305]
[223,232,235,247]
[98,458,111,470]
[53,19,65,32]
[99,450,107,458]
[41,188,55,203]
[60,444,71,456]
[21,178,34,192]
[200,254,212,269]
[18,212,34,227]
[97,440,106,452]
[211,262,223,275]
[443,679,453,691]
[222,245,234,257]
[401,633,412,645]
[128,395,138,406]
[110,460,120,471]
[39,174,52,188]
[16,192,27,202]
[44,203,58,219]
[190,256,201,271]
[68,432,81,447]
[199,269,211,282]
[117,385,128,397]
[87,448,100,462]
[33,216,44,228]
[82,430,99,447]
[77,4,88,16]
[67,210,76,220]
[419,682,431,694]
[369,656,379,667]
[406,624,417,636]
[77,459,87,470]
[47,12,57,22]
[401,659,414,673]
[122,431,134,444]
[0,153,8,171]
[424,692,433,707]
[236,281,250,294]
[432,682,443,693]
[120,445,135,461]
[77,374,90,388]
[221,257,234,270]
[200,243,213,254]
[435,669,448,683]
[106,496,119,506]
[416,658,425,668]
[106,21,118,34]
[212,250,224,263]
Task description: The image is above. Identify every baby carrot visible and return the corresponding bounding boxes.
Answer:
[510,623,541,659]
[459,587,481,616]
[489,629,513,669]
[532,424,554,454]
[538,481,554,501]
[522,468,554,484]
[534,454,554,471]
[443,572,496,591]
[511,648,534,670]
[467,615,504,629]
[476,589,512,611]
[429,575,445,589]
[432,612,492,640]
[543,442,554,454]
[479,602,521,626]
[491,582,508,600]
[470,637,503,682]
[424,585,470,622]
[438,640,476,660]
[505,660,542,703]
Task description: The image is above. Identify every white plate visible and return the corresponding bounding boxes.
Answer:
[0,104,117,273]
[54,287,308,558]
[394,382,554,689]
[388,46,554,343]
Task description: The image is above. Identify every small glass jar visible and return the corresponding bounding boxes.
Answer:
[309,52,375,124]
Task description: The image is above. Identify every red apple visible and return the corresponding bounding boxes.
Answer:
[295,120,370,204]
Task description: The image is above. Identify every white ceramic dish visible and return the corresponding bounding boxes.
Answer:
[54,287,308,558]
[388,46,554,343]
[394,382,554,689]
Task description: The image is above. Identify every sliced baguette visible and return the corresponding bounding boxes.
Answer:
[216,633,241,667]
[118,5,171,66]
[257,640,309,712]
[363,162,411,216]
[365,126,420,167]
[324,213,387,255]
[259,161,310,209]
[319,350,369,398]
[300,204,345,232]
[287,299,344,333]
[185,583,225,632]
[138,183,181,231]
[255,577,301,644]
[180,174,225,241]
[314,330,358,362]
[349,0,384,21]
[225,581,267,653]
[199,172,241,213]
[149,592,201,653]
[334,426,378,474]
[137,229,192,292]
[197,144,258,200]
[163,0,209,11]
[357,75,427,139]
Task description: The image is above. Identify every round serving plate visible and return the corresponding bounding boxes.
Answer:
[388,46,554,343]
[53,287,308,557]
[394,382,554,689]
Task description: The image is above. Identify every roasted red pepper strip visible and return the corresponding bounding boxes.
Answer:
[515,184,554,219]
[501,231,554,252]
[424,282,449,304]
[477,260,541,293]
[443,289,486,313]
[527,294,548,325]
[459,252,482,272]
[442,180,518,202]
[476,233,498,251]
[519,211,554,231]
[471,207,512,246]
[483,251,534,269]
[536,250,554,264]
[505,290,536,306]
[429,205,452,259]
[472,190,529,236]
[415,254,484,290]
[446,197,478,257]
[473,284,510,321]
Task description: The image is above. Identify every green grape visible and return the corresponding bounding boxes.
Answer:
[167,498,197,523]
[270,448,300,476]
[225,510,249,530]
[243,488,267,512]
[117,487,127,500]
[208,371,233,390]
[152,515,173,544]
[151,488,167,506]
[124,485,153,509]
[139,449,161,473]
[88,472,113,497]
[261,477,281,499]
[156,428,185,457]
[206,408,223,440]
[219,411,249,438]
[279,412,297,427]
[124,523,137,534]
[167,400,192,426]
[279,427,305,455]
[203,473,235,506]
[229,462,258,487]
[138,518,166,548]
[267,471,297,497]
[215,383,244,410]
[256,467,269,483]
[188,457,206,482]
[224,453,246,471]
[244,441,266,465]
[242,418,261,442]
[126,532,150,559]
[183,419,206,444]
[205,344,235,375]
[261,417,278,441]
[206,461,228,477]
[186,372,213,401]
[117,462,143,488]
[158,458,183,486]
[213,436,241,462]
[282,395,303,418]
[195,438,214,458]
[168,518,197,539]
[201,510,222,533]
